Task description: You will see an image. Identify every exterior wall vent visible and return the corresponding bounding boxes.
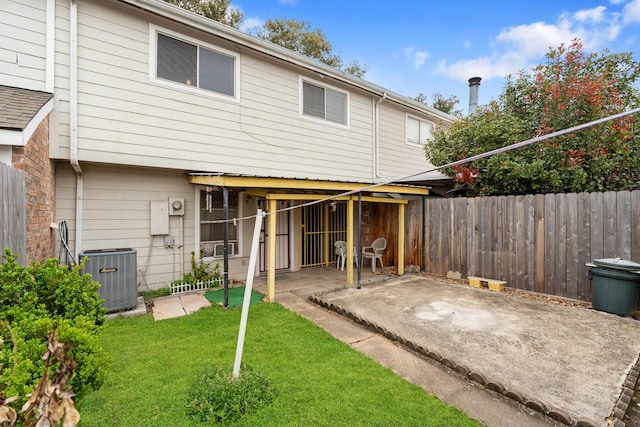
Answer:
[79,248,137,313]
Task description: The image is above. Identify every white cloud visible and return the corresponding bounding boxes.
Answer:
[239,17,263,34]
[434,4,628,83]
[623,0,640,24]
[573,5,607,23]
[414,51,429,69]
[402,47,430,70]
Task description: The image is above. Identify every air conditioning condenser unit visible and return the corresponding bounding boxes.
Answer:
[79,248,137,313]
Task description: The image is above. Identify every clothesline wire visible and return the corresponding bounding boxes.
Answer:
[209,107,640,224]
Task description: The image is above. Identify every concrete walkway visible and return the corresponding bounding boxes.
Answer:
[151,292,210,321]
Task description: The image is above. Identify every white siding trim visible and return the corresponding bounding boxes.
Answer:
[148,24,240,103]
[298,75,350,129]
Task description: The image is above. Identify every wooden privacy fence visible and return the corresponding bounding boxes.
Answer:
[0,162,26,262]
[418,191,640,302]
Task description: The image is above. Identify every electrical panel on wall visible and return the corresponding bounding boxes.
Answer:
[169,197,185,216]
[150,200,169,235]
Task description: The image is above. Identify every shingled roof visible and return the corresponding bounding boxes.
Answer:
[0,85,53,131]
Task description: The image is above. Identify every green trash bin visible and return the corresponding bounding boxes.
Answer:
[588,258,640,316]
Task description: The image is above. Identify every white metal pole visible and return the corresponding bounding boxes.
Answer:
[233,209,265,378]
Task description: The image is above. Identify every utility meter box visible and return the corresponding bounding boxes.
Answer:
[169,197,185,216]
[79,248,138,313]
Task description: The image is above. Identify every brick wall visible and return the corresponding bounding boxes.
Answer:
[12,116,56,263]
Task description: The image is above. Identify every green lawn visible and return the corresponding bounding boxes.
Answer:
[77,303,481,426]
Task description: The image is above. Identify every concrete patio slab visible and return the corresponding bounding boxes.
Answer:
[316,276,640,426]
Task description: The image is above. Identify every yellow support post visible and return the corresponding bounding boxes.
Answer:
[297,207,302,270]
[398,203,405,275]
[324,202,330,267]
[267,198,277,302]
[346,198,354,286]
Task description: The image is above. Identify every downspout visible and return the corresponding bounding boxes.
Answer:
[373,92,387,178]
[46,0,55,92]
[70,0,83,261]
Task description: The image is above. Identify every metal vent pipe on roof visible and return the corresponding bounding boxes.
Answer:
[468,76,481,114]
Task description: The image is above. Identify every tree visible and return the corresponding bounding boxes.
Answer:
[415,92,462,117]
[255,18,368,78]
[426,39,640,195]
[163,0,243,29]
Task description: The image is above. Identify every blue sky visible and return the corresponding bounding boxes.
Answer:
[233,0,640,114]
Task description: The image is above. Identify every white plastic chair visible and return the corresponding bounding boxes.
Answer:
[334,240,358,271]
[362,237,387,272]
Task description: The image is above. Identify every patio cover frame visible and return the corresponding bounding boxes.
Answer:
[188,175,429,301]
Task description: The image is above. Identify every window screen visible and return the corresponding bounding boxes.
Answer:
[326,89,347,124]
[302,81,347,125]
[157,34,197,86]
[156,32,236,97]
[407,116,433,145]
[200,47,235,96]
[303,82,325,118]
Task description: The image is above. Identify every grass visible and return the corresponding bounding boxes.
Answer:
[77,303,481,426]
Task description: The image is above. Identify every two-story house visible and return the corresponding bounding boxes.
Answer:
[2,0,454,300]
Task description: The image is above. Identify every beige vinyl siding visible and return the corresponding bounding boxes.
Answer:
[56,163,254,290]
[377,103,440,179]
[53,0,374,181]
[0,0,47,90]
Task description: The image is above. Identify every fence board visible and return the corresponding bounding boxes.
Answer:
[495,196,504,279]
[555,193,568,297]
[505,195,516,286]
[544,193,556,295]
[471,197,481,277]
[454,197,466,275]
[603,192,617,257]
[565,193,578,299]
[577,193,591,301]
[616,191,632,259]
[0,163,26,262]
[590,192,604,261]
[514,195,525,289]
[632,191,640,262]
[466,197,474,278]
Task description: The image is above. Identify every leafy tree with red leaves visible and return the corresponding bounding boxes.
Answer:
[427,39,640,195]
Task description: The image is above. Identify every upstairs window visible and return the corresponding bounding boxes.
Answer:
[151,26,238,100]
[301,80,348,125]
[406,115,434,146]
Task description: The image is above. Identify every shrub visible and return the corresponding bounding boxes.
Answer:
[171,251,221,286]
[0,249,110,409]
[186,364,277,423]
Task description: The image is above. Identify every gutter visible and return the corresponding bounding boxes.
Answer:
[70,0,83,260]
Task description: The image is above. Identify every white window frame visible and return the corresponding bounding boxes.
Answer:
[299,77,349,127]
[149,24,240,102]
[194,186,244,261]
[405,114,434,147]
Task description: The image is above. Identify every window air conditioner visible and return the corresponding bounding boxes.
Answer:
[213,242,234,257]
